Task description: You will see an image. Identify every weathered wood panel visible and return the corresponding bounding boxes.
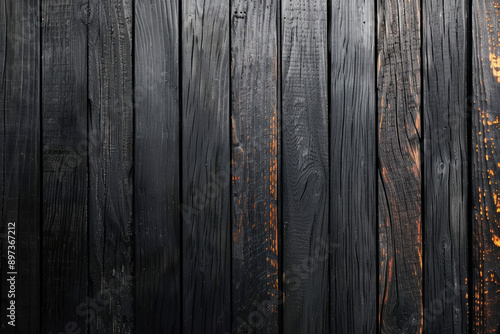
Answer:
[330,1,377,332]
[377,0,422,332]
[472,1,500,332]
[87,0,135,332]
[230,0,279,333]
[0,0,41,332]
[181,0,231,332]
[281,0,329,332]
[423,0,469,332]
[134,0,181,332]
[41,0,88,333]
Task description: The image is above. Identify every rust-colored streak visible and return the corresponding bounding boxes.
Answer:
[473,2,500,332]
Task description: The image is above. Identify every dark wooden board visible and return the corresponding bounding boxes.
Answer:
[281,0,329,332]
[377,0,423,332]
[230,0,280,332]
[230,0,279,332]
[423,0,469,332]
[41,0,88,333]
[330,1,377,332]
[134,0,181,332]
[472,1,500,332]
[181,0,231,332]
[87,0,135,332]
[0,0,41,332]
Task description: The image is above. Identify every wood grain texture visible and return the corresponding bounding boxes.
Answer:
[181,0,231,332]
[87,0,135,332]
[0,0,41,332]
[423,0,469,332]
[230,0,279,333]
[281,0,329,332]
[472,1,500,332]
[41,0,88,332]
[330,1,377,332]
[377,0,422,332]
[134,0,181,332]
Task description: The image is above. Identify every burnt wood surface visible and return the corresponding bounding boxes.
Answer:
[2,0,498,333]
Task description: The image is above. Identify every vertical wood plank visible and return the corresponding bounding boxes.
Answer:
[41,0,88,332]
[181,0,231,332]
[377,0,423,332]
[330,0,377,332]
[230,0,279,332]
[0,0,41,332]
[87,0,135,332]
[281,0,329,332]
[423,0,469,332]
[134,0,181,332]
[472,1,500,332]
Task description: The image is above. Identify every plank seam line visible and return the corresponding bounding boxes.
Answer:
[420,0,425,331]
[374,0,380,331]
[228,0,233,330]
[178,0,184,331]
[277,0,283,332]
[131,0,137,329]
[326,0,332,331]
[38,0,43,330]
[466,0,474,331]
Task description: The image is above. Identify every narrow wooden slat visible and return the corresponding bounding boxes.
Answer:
[41,0,88,332]
[0,0,41,332]
[330,0,377,332]
[230,0,279,332]
[472,1,500,332]
[87,0,135,332]
[134,0,181,332]
[377,0,422,332]
[423,0,469,332]
[281,0,329,331]
[181,0,231,332]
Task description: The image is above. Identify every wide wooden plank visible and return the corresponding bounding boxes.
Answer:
[181,0,231,332]
[0,0,41,332]
[377,0,422,332]
[87,0,135,332]
[281,0,329,332]
[230,0,279,332]
[472,1,500,332]
[422,0,469,332]
[134,0,181,332]
[330,1,377,332]
[41,0,88,332]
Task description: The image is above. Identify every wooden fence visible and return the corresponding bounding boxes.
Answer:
[1,0,500,332]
